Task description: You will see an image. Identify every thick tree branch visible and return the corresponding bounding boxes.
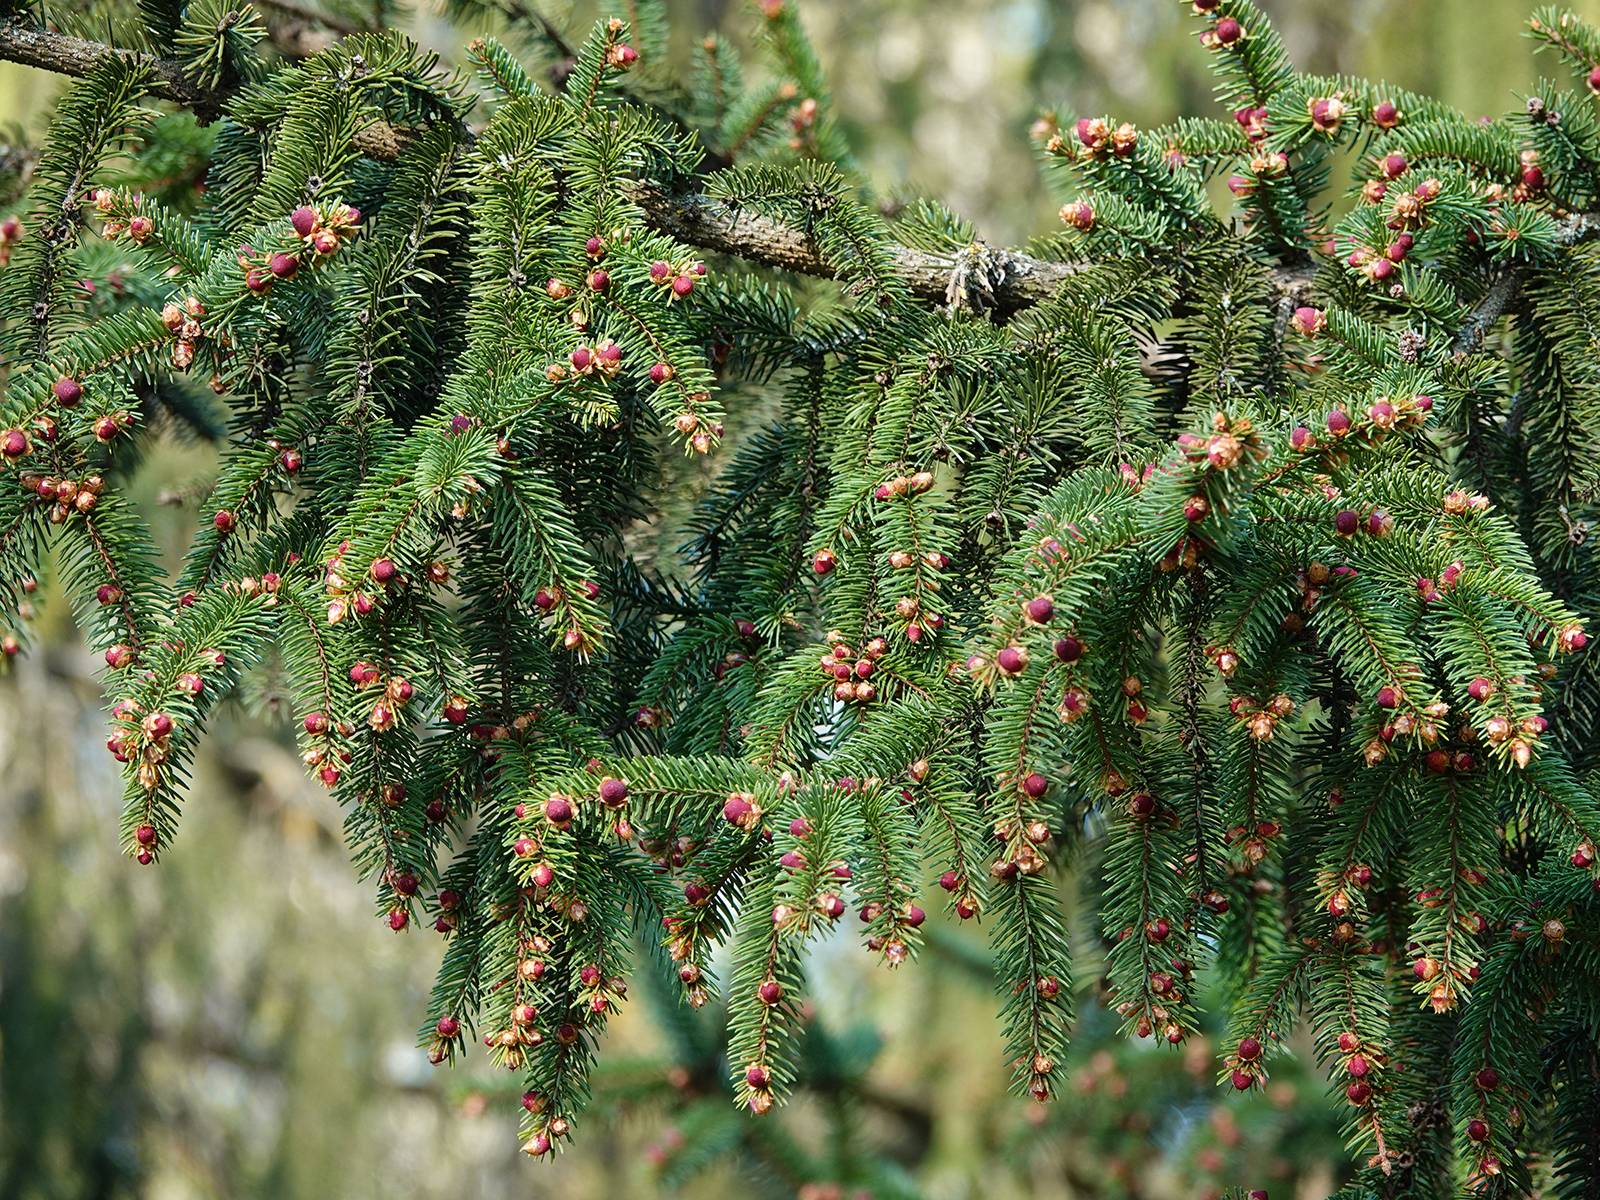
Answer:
[0,21,220,113]
[623,182,1082,309]
[0,20,1544,333]
[0,20,1150,316]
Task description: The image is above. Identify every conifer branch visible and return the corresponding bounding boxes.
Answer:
[0,20,1313,318]
[10,0,1600,1182]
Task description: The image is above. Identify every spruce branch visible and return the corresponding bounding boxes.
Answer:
[0,20,1317,319]
[10,0,1600,1183]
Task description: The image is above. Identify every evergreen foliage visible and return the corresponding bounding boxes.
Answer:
[3,0,1600,1193]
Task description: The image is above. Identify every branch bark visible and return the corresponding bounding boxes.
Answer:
[0,21,221,114]
[624,182,1082,308]
[1452,271,1524,356]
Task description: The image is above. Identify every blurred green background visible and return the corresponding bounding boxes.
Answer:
[4,1,1599,1197]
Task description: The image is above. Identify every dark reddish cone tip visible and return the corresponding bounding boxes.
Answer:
[291,207,317,236]
[135,824,157,846]
[1231,1069,1254,1091]
[1475,1066,1499,1090]
[599,777,628,805]
[1054,635,1083,663]
[997,646,1025,674]
[545,796,574,824]
[758,980,782,1005]
[436,1016,459,1038]
[1026,595,1053,623]
[1022,772,1049,798]
[1238,1036,1263,1061]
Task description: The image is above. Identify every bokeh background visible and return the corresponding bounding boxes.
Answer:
[3,1,1597,1197]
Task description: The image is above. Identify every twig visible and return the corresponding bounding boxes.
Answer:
[253,0,373,37]
[502,0,577,62]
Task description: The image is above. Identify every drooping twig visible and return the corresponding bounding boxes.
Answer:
[253,0,374,37]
